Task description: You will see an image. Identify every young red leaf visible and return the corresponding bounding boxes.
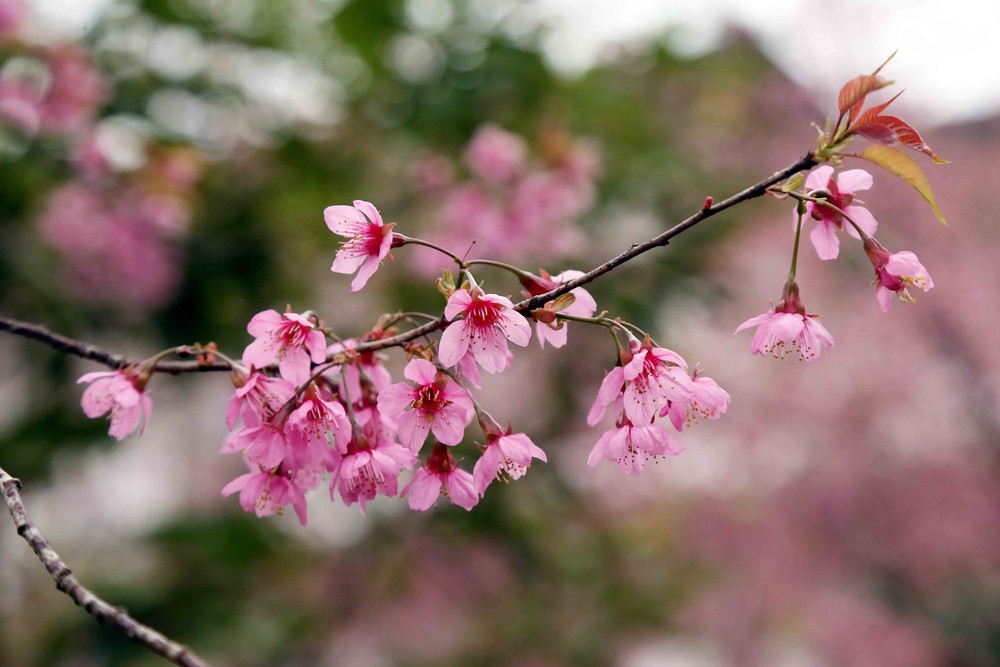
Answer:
[852,90,904,129]
[837,52,898,120]
[856,115,949,164]
[857,144,948,224]
[876,115,949,164]
[854,120,900,145]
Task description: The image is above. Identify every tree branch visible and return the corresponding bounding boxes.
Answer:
[0,465,211,667]
[0,317,232,374]
[1,152,815,363]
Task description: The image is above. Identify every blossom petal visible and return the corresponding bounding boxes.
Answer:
[438,321,469,368]
[805,165,834,190]
[844,205,878,239]
[324,205,367,235]
[836,169,873,194]
[810,219,840,260]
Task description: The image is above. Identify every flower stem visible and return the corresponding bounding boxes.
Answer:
[394,234,466,268]
[788,202,806,282]
[556,312,636,338]
[464,259,534,281]
[787,191,870,240]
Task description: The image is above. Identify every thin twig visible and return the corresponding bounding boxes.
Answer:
[1,152,815,365]
[0,465,210,667]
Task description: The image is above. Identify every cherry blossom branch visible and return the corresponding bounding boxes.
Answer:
[513,152,817,312]
[1,152,815,366]
[351,151,817,353]
[0,315,233,374]
[0,464,210,667]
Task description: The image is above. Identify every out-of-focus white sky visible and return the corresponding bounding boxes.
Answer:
[32,0,996,125]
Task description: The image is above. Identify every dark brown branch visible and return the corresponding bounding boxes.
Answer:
[0,465,211,667]
[0,317,232,374]
[513,152,817,312]
[353,151,816,351]
[1,152,815,364]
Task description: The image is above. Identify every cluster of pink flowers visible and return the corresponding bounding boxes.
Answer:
[410,123,599,275]
[0,44,108,139]
[588,337,729,475]
[737,166,934,358]
[37,148,201,311]
[211,292,550,523]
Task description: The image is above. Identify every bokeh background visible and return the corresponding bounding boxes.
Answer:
[1,1,998,665]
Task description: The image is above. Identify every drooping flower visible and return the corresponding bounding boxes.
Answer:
[588,419,683,475]
[376,358,474,452]
[621,338,693,426]
[520,268,598,348]
[804,166,879,260]
[77,368,152,440]
[324,200,396,291]
[328,421,416,512]
[404,443,478,511]
[221,463,309,526]
[661,369,731,431]
[222,407,289,469]
[286,393,350,467]
[735,281,834,362]
[225,370,295,429]
[472,415,547,496]
[438,287,531,373]
[242,309,326,386]
[863,238,934,312]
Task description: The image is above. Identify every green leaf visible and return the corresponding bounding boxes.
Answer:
[858,145,948,224]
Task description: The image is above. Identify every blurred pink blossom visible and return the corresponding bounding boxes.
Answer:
[464,123,527,184]
[77,368,152,440]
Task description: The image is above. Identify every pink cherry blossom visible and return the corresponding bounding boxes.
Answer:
[661,369,731,431]
[286,394,350,466]
[864,238,934,312]
[736,310,834,362]
[520,269,598,348]
[587,337,693,428]
[242,309,326,386]
[736,280,834,362]
[221,464,308,525]
[377,359,474,452]
[328,422,417,512]
[587,419,683,475]
[621,339,693,426]
[223,412,289,470]
[438,287,531,373]
[472,420,547,497]
[404,444,478,511]
[77,369,152,441]
[324,200,396,291]
[804,166,879,260]
[225,371,295,429]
